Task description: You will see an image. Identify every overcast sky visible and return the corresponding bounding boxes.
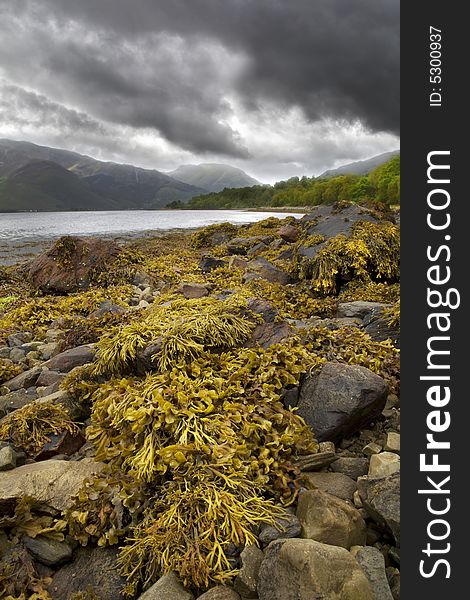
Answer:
[0,0,399,183]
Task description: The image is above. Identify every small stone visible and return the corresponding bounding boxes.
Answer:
[293,451,338,471]
[0,388,38,417]
[138,571,194,599]
[0,445,17,471]
[363,442,382,457]
[2,365,43,391]
[0,346,11,358]
[355,546,394,600]
[38,342,61,361]
[199,256,227,273]
[319,441,336,454]
[137,300,150,309]
[24,535,73,567]
[9,347,26,362]
[331,457,370,480]
[353,490,363,508]
[358,474,400,545]
[45,345,95,373]
[384,432,400,455]
[385,394,400,410]
[228,256,248,270]
[297,489,366,549]
[278,224,299,243]
[259,512,301,547]
[35,430,86,461]
[368,452,400,478]
[7,332,33,348]
[234,545,264,598]
[301,472,357,502]
[35,370,66,388]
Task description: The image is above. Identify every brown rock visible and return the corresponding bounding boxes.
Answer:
[245,321,293,349]
[244,257,294,285]
[301,472,357,501]
[197,588,240,600]
[177,283,210,299]
[278,224,300,243]
[44,345,95,373]
[28,236,120,293]
[3,365,42,391]
[34,430,86,461]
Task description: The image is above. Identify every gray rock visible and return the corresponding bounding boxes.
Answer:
[0,445,17,471]
[197,588,240,600]
[302,203,378,240]
[332,457,370,480]
[297,489,366,549]
[24,535,73,567]
[50,546,126,600]
[7,332,33,348]
[301,472,357,501]
[248,242,269,256]
[45,345,95,373]
[244,257,293,285]
[0,458,103,513]
[337,302,390,320]
[177,283,210,299]
[233,545,264,598]
[281,386,299,409]
[9,347,26,362]
[36,389,89,421]
[297,362,388,442]
[368,453,400,478]
[0,346,11,358]
[355,546,394,600]
[257,538,374,600]
[358,474,400,545]
[2,365,43,391]
[38,342,61,361]
[88,300,127,318]
[35,370,66,388]
[363,309,399,345]
[0,387,38,417]
[138,571,194,600]
[259,512,301,547]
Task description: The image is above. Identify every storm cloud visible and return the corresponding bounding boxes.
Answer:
[0,0,399,182]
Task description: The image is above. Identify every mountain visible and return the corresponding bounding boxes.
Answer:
[319,150,400,179]
[0,139,206,211]
[168,163,259,193]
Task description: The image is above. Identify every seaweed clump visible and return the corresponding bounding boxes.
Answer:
[0,359,23,384]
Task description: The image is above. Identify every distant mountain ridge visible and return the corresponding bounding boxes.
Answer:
[319,150,400,178]
[169,163,260,192]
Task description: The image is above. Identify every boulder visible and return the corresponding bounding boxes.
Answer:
[50,546,127,600]
[0,458,103,513]
[278,224,300,243]
[138,571,194,600]
[44,345,95,373]
[302,204,378,240]
[177,283,210,299]
[233,545,264,598]
[296,489,366,549]
[297,362,388,442]
[28,236,120,293]
[354,546,394,600]
[300,472,357,501]
[244,257,294,285]
[257,538,374,600]
[358,473,400,545]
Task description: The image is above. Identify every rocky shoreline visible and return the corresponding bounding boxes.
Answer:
[0,202,400,600]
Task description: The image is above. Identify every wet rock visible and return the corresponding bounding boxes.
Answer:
[368,452,400,478]
[278,224,299,243]
[0,388,38,417]
[28,236,120,293]
[297,489,366,549]
[197,588,240,600]
[300,472,357,501]
[34,430,86,461]
[259,511,301,547]
[24,535,73,567]
[177,283,210,299]
[246,321,293,350]
[234,545,264,598]
[257,538,374,600]
[358,474,400,545]
[355,546,394,600]
[244,257,294,285]
[297,362,388,442]
[45,345,95,373]
[138,571,194,600]
[50,546,127,600]
[0,445,17,471]
[331,458,370,480]
[3,365,43,391]
[0,458,103,513]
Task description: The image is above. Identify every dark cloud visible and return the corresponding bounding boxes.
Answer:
[0,1,399,180]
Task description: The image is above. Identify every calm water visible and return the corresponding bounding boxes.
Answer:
[0,210,303,265]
